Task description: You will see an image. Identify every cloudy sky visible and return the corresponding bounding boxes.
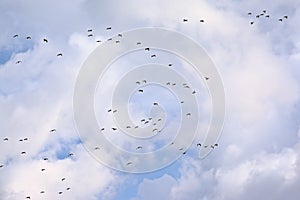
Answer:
[1,0,300,199]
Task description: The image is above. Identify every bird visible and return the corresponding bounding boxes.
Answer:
[145,47,150,51]
[278,18,283,22]
[26,36,31,39]
[199,19,204,23]
[43,158,48,161]
[88,34,93,37]
[106,27,112,30]
[172,83,176,86]
[136,81,140,85]
[57,53,63,57]
[151,54,156,58]
[19,139,23,142]
[157,118,162,121]
[126,126,131,129]
[118,33,122,37]
[205,77,209,80]
[183,18,188,22]
[115,40,120,43]
[179,148,184,151]
[21,151,26,154]
[136,146,142,150]
[134,126,139,129]
[141,119,146,122]
[265,15,270,18]
[87,29,93,32]
[50,129,56,133]
[13,34,19,38]
[144,121,149,124]
[107,38,112,41]
[43,38,48,43]
[68,153,74,157]
[112,127,117,131]
[108,109,112,112]
[250,21,254,25]
[94,147,100,150]
[126,162,132,166]
[136,42,142,45]
[181,101,184,104]
[3,137,8,141]
[192,90,196,94]
[197,143,201,147]
[41,168,46,171]
[214,143,218,147]
[138,89,143,93]
[58,191,63,195]
[0,164,4,168]
[284,15,288,19]
[96,40,101,43]
[61,178,66,181]
[186,113,191,116]
[166,82,171,85]
[24,138,28,141]
[248,12,252,15]
[40,191,45,194]
[66,187,71,190]
[262,10,266,13]
[16,60,22,64]
[100,127,105,131]
[26,196,31,199]
[152,128,158,132]
[182,151,187,155]
[113,110,117,113]
[168,63,173,67]
[256,15,260,18]
[211,145,215,149]
[183,85,190,88]
[153,102,158,106]
[142,80,147,84]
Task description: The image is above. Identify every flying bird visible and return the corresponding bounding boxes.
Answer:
[57,53,63,57]
[96,40,101,43]
[43,38,48,43]
[183,18,188,22]
[168,63,173,66]
[24,138,28,141]
[43,158,48,161]
[205,77,209,80]
[68,153,74,157]
[88,34,93,37]
[153,102,158,106]
[26,36,31,39]
[256,15,260,18]
[58,192,63,195]
[136,42,142,45]
[41,168,46,171]
[113,110,117,113]
[118,33,122,37]
[40,191,45,194]
[136,146,142,150]
[142,80,147,84]
[50,129,56,133]
[106,27,112,30]
[19,139,23,142]
[108,109,112,112]
[13,34,19,38]
[66,187,71,190]
[284,15,288,19]
[26,196,31,199]
[136,81,140,85]
[3,137,8,141]
[250,21,254,25]
[115,40,120,43]
[192,90,196,94]
[94,147,100,150]
[265,15,270,18]
[278,18,283,22]
[107,38,112,41]
[145,47,150,51]
[166,82,171,85]
[151,54,156,58]
[126,162,132,166]
[16,60,22,64]
[197,143,201,147]
[100,127,105,132]
[262,10,266,13]
[87,29,93,32]
[138,89,143,93]
[112,127,117,131]
[186,113,191,116]
[61,178,66,181]
[199,19,204,23]
[126,126,131,129]
[21,151,26,154]
[0,164,4,168]
[248,12,252,15]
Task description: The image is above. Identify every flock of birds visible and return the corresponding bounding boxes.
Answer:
[5,10,292,197]
[247,10,289,25]
[1,130,74,199]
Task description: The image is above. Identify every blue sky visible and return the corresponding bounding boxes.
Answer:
[1,0,300,199]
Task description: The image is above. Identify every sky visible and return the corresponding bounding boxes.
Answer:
[0,0,300,199]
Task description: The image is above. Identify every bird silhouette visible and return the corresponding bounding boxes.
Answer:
[96,40,101,43]
[200,19,204,23]
[136,81,141,85]
[197,143,201,147]
[151,54,156,58]
[256,15,260,18]
[126,126,131,128]
[142,80,147,84]
[137,42,142,45]
[284,15,288,19]
[21,151,26,154]
[100,128,105,132]
[168,63,173,66]
[248,12,252,15]
[106,27,112,30]
[41,168,46,171]
[58,191,63,195]
[278,18,283,22]
[250,21,254,25]
[112,127,117,131]
[205,77,209,80]
[66,187,71,190]
[192,90,196,94]
[136,146,142,150]
[0,164,4,168]
[68,153,74,157]
[126,162,132,166]
[87,29,93,32]
[43,38,48,43]
[138,89,143,93]
[108,109,112,112]
[115,40,120,43]
[3,137,8,141]
[145,47,150,51]
[57,53,63,57]
[88,34,93,37]
[118,33,122,37]
[13,34,19,38]
[153,102,158,106]
[61,178,66,181]
[94,147,100,150]
[16,60,22,64]
[186,113,191,116]
[40,191,45,194]
[26,36,31,40]
[265,15,270,18]
[26,196,31,199]
[50,129,56,133]
[183,18,188,22]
